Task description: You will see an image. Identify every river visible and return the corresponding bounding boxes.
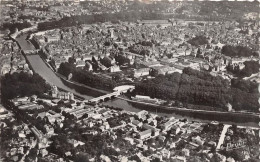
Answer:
[15,34,259,128]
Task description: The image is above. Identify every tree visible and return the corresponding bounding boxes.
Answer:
[25,148,38,161]
[187,36,208,46]
[156,24,162,28]
[230,150,245,161]
[68,57,76,64]
[221,45,257,57]
[104,41,111,46]
[1,72,51,101]
[115,54,129,66]
[151,157,161,162]
[58,62,76,78]
[231,78,258,93]
[112,73,122,82]
[240,61,260,77]
[74,153,90,162]
[227,61,260,78]
[135,67,257,111]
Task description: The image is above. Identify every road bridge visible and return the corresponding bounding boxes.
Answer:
[86,85,135,104]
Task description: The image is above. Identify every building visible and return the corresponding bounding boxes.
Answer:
[17,103,41,110]
[160,58,178,65]
[132,119,143,128]
[51,85,74,100]
[171,125,181,135]
[163,117,179,131]
[44,125,54,135]
[109,65,121,72]
[139,129,152,140]
[76,60,86,68]
[53,57,67,70]
[143,124,160,137]
[85,61,93,71]
[132,95,158,104]
[192,136,205,146]
[150,65,177,75]
[138,61,161,68]
[171,156,186,162]
[133,68,150,78]
[136,110,149,120]
[67,139,85,147]
[68,107,91,119]
[82,55,92,61]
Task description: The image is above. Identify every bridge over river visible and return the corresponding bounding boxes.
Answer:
[86,85,135,103]
[14,33,259,128]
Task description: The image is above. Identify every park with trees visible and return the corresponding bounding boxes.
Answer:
[226,60,260,78]
[37,11,171,31]
[1,72,51,102]
[221,45,258,57]
[1,21,32,34]
[187,36,208,46]
[58,62,117,90]
[135,67,259,112]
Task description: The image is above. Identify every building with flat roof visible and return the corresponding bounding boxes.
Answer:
[17,103,41,110]
[139,129,152,140]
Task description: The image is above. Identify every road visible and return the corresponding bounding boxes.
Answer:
[14,29,260,128]
[117,96,260,118]
[216,124,231,150]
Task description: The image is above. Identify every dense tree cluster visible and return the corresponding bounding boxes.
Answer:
[226,60,260,78]
[58,62,76,78]
[107,113,130,128]
[140,41,153,47]
[1,22,32,34]
[47,124,124,160]
[58,62,117,90]
[175,1,259,21]
[74,153,90,162]
[187,36,208,46]
[240,61,260,76]
[80,1,258,21]
[230,88,259,112]
[1,72,51,101]
[18,5,50,11]
[136,73,180,100]
[129,44,150,55]
[18,15,45,21]
[38,11,171,31]
[114,54,130,66]
[177,69,230,108]
[135,67,259,112]
[72,70,117,90]
[231,79,258,94]
[221,45,258,57]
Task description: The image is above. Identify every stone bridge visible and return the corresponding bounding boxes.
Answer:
[86,85,135,104]
[23,49,40,55]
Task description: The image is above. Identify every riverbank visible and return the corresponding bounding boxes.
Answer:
[14,28,259,128]
[57,73,111,95]
[54,66,259,126]
[54,71,260,127]
[10,25,37,39]
[37,49,111,96]
[116,96,260,128]
[29,32,114,96]
[117,96,259,117]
